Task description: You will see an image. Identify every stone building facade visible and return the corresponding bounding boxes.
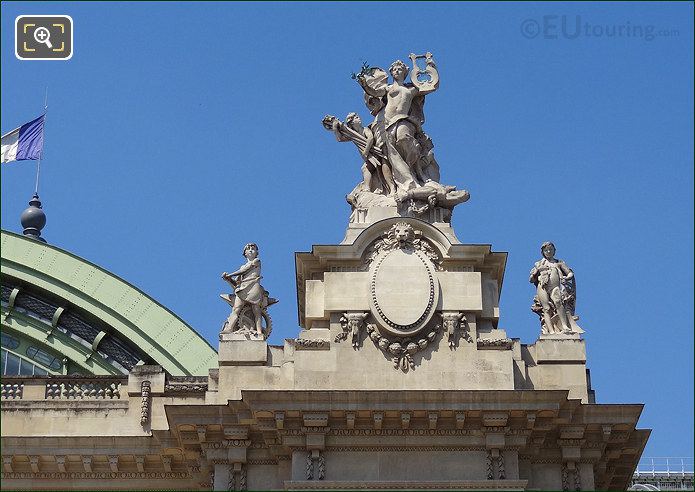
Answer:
[1,51,649,490]
[1,217,649,490]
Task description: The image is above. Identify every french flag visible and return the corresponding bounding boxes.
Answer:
[1,114,45,164]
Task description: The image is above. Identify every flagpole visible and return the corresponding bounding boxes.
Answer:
[34,88,48,195]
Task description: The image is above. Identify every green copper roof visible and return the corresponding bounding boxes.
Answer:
[1,230,217,376]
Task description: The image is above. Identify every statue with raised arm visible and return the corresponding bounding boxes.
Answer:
[530,242,584,336]
[322,52,470,224]
[220,243,277,339]
[356,53,441,192]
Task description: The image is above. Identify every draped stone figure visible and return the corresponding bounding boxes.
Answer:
[220,243,277,339]
[355,54,441,192]
[530,242,584,336]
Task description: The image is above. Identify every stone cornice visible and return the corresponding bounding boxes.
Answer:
[0,400,129,411]
[1,471,189,480]
[332,428,479,436]
[285,479,527,490]
[240,389,571,408]
[200,439,251,449]
[325,446,488,452]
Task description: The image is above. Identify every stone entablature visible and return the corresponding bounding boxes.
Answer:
[0,216,649,491]
[0,217,649,490]
[1,368,648,490]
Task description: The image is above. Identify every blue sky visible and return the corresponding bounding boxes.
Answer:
[1,2,693,458]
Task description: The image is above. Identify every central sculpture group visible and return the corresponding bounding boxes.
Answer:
[218,52,584,343]
[323,53,470,221]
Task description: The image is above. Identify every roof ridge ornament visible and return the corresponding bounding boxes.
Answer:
[20,193,47,242]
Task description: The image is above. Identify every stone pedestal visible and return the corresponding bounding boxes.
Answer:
[522,337,590,402]
[535,337,586,364]
[218,333,267,366]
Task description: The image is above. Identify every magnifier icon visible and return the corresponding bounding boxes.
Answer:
[33,27,53,49]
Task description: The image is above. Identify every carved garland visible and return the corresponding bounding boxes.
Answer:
[305,450,326,480]
[485,450,506,480]
[293,339,331,350]
[164,382,208,393]
[561,462,581,491]
[367,322,442,372]
[318,453,326,480]
[139,381,151,426]
[476,338,513,349]
[305,452,313,480]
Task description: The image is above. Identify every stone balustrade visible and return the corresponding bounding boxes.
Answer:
[1,380,24,399]
[45,376,124,399]
[0,376,127,400]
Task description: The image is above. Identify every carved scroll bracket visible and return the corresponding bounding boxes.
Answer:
[439,312,471,349]
[305,450,325,481]
[486,448,506,480]
[139,381,151,427]
[562,461,581,491]
[335,312,368,349]
[228,462,247,491]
